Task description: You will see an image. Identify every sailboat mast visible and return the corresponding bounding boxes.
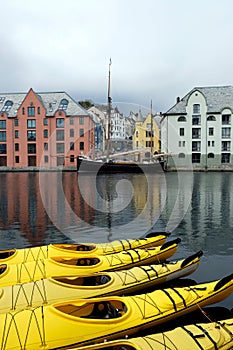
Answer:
[106,58,112,161]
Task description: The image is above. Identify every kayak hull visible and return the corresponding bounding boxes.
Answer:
[0,274,232,349]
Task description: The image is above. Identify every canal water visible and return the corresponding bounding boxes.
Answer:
[0,171,232,313]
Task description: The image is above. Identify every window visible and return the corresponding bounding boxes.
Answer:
[56,118,64,128]
[146,131,153,137]
[22,107,25,115]
[192,153,201,163]
[136,130,139,137]
[136,141,139,147]
[27,130,36,141]
[222,141,231,151]
[80,128,84,137]
[192,141,201,151]
[0,131,6,141]
[15,156,19,163]
[14,119,19,126]
[221,153,230,163]
[44,143,48,151]
[27,144,36,154]
[178,141,185,147]
[58,98,68,110]
[178,153,185,158]
[222,114,231,125]
[44,118,48,126]
[222,128,231,138]
[193,104,200,113]
[192,115,201,125]
[70,155,75,162]
[207,115,216,121]
[56,130,64,141]
[44,129,48,138]
[146,141,154,147]
[0,144,6,154]
[208,153,215,158]
[44,155,49,163]
[212,141,215,147]
[27,119,36,128]
[80,141,84,150]
[28,107,35,116]
[70,118,74,125]
[177,116,186,122]
[179,128,184,136]
[15,143,19,151]
[2,100,13,112]
[192,128,201,139]
[209,127,214,136]
[56,143,64,153]
[0,120,6,129]
[70,142,74,150]
[80,117,84,125]
[37,107,40,114]
[15,130,19,138]
[70,129,74,137]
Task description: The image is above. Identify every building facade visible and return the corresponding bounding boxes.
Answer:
[133,113,160,154]
[161,86,233,170]
[0,88,95,169]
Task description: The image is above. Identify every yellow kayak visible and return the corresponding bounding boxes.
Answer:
[76,318,233,350]
[0,273,232,349]
[0,251,203,313]
[0,239,181,287]
[0,231,170,264]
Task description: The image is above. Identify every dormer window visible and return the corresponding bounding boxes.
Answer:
[58,99,68,110]
[2,100,13,113]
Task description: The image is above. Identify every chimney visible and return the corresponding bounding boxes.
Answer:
[176,97,180,103]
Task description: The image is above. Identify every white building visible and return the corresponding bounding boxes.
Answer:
[161,86,233,170]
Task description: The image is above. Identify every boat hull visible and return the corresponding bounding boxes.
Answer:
[0,233,170,265]
[0,240,181,287]
[76,318,233,350]
[0,274,232,349]
[0,252,202,313]
[77,157,165,173]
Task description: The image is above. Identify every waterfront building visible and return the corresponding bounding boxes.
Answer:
[0,88,95,169]
[161,86,233,170]
[133,113,161,154]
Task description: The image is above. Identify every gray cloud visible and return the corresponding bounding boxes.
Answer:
[1,0,233,114]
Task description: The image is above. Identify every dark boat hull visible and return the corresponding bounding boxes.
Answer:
[77,157,165,173]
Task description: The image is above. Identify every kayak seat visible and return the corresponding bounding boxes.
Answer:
[76,244,93,252]
[76,258,99,266]
[86,302,121,319]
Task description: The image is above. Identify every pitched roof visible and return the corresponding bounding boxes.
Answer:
[0,90,89,118]
[165,85,233,115]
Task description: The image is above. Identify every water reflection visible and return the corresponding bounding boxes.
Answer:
[0,172,232,258]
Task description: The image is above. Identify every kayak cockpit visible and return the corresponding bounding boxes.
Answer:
[52,244,95,252]
[56,300,127,319]
[0,250,15,260]
[53,274,111,287]
[51,257,100,266]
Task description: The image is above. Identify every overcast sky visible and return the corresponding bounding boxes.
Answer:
[1,0,233,115]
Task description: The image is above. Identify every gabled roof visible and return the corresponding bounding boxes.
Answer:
[0,90,89,118]
[165,85,233,115]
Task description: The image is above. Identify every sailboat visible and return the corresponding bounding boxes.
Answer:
[77,60,166,173]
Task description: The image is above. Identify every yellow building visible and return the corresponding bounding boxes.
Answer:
[133,113,160,154]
